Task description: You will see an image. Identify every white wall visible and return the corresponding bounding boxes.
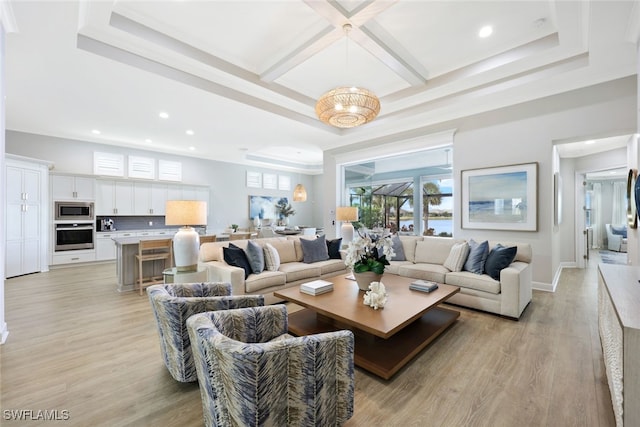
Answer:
[324,76,636,288]
[1,22,7,344]
[5,132,319,232]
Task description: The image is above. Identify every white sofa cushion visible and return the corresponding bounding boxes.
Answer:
[245,270,287,293]
[270,240,298,263]
[313,259,348,275]
[385,260,413,275]
[278,262,321,282]
[445,271,500,294]
[397,263,449,284]
[414,237,458,265]
[398,236,422,262]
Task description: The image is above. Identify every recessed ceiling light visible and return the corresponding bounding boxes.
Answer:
[188,146,195,151]
[91,129,101,135]
[159,112,169,119]
[186,129,194,136]
[585,140,596,145]
[145,138,153,144]
[478,25,493,38]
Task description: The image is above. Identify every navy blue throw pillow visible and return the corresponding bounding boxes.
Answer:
[484,244,517,280]
[463,239,489,274]
[326,238,342,259]
[223,244,252,279]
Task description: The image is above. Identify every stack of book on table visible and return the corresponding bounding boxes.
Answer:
[300,280,334,296]
[409,280,439,293]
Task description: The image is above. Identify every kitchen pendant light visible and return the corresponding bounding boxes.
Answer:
[293,183,307,202]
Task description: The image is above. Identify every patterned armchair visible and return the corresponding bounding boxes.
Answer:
[147,282,264,382]
[187,305,355,426]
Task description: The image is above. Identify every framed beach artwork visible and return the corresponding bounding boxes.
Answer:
[461,163,538,231]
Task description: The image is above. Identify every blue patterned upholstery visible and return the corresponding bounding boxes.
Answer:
[147,282,264,382]
[187,305,355,426]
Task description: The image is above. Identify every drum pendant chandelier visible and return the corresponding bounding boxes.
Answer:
[315,86,380,128]
[315,24,380,129]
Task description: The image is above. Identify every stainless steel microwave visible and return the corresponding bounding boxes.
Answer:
[54,201,94,221]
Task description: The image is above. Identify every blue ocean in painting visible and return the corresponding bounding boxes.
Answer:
[469,200,495,215]
[469,200,527,223]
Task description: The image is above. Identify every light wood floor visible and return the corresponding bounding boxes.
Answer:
[1,253,615,426]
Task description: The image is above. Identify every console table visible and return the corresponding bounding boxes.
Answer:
[597,264,640,426]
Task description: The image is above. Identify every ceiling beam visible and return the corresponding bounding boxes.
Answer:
[262,0,425,85]
[260,26,343,83]
[76,34,342,135]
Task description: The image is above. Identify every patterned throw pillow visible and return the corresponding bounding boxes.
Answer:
[443,241,470,272]
[263,243,281,271]
[300,235,330,263]
[463,239,489,274]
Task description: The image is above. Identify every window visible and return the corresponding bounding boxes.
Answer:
[343,146,453,237]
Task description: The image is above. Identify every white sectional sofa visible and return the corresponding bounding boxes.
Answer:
[199,236,347,304]
[386,236,532,319]
[200,235,532,319]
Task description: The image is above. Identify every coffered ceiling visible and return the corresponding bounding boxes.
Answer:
[3,1,639,174]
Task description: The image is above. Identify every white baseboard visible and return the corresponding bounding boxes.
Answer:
[0,322,8,344]
[539,262,577,293]
[533,281,555,292]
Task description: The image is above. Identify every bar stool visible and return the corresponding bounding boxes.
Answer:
[136,239,173,295]
[199,235,217,245]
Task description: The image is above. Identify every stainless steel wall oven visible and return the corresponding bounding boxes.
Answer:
[55,223,94,251]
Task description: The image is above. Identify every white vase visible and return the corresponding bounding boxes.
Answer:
[353,271,383,291]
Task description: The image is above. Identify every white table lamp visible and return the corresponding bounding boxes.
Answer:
[336,207,358,242]
[165,200,207,272]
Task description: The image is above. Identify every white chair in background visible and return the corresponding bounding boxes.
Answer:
[258,227,276,238]
[302,227,316,236]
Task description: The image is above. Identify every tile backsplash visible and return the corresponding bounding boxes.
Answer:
[96,216,206,234]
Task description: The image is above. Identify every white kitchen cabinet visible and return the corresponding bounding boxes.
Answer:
[133,182,168,215]
[181,185,209,202]
[51,250,96,265]
[5,158,49,278]
[96,179,208,217]
[167,185,182,202]
[153,229,176,237]
[96,232,118,261]
[51,174,95,200]
[96,180,134,215]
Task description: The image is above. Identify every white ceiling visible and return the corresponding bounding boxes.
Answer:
[3,1,639,174]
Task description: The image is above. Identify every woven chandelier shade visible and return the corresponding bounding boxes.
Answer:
[292,184,307,202]
[315,86,380,128]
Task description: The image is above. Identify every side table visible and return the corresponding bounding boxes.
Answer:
[163,265,208,284]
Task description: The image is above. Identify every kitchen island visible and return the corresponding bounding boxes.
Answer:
[113,234,216,292]
[113,235,171,292]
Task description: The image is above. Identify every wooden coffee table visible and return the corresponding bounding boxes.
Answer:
[274,273,460,379]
